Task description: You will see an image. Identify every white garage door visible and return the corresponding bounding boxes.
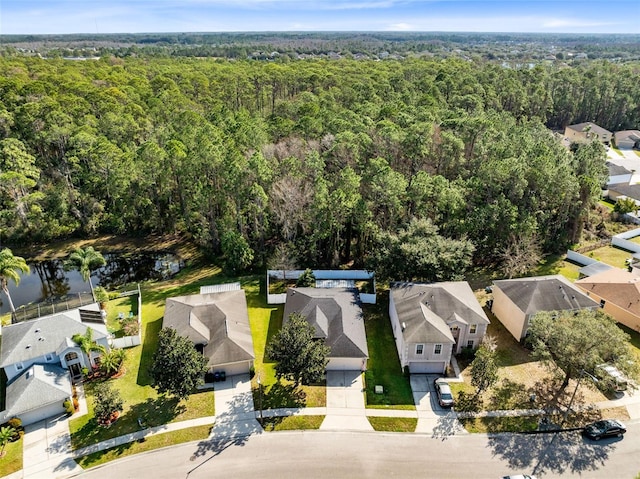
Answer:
[409,361,446,374]
[214,361,251,377]
[326,358,365,370]
[19,403,67,426]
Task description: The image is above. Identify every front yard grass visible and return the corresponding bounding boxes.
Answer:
[70,263,225,449]
[0,437,22,477]
[363,295,415,410]
[459,416,539,433]
[247,276,325,409]
[260,415,324,431]
[75,424,212,469]
[368,416,417,432]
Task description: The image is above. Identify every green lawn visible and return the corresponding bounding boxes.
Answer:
[260,415,325,431]
[75,424,212,469]
[0,437,22,477]
[459,416,539,433]
[584,245,633,269]
[368,416,417,432]
[70,264,224,449]
[363,294,415,410]
[534,254,581,281]
[247,277,326,409]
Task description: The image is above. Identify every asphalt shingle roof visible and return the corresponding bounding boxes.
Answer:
[163,290,255,367]
[493,275,598,315]
[576,269,640,316]
[2,364,71,419]
[566,122,612,137]
[0,313,107,368]
[283,288,368,359]
[390,282,489,344]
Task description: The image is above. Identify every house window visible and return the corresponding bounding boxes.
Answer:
[467,340,474,349]
[469,324,477,334]
[600,299,606,308]
[16,363,23,371]
[434,344,442,355]
[65,352,79,363]
[416,344,424,355]
[45,354,53,362]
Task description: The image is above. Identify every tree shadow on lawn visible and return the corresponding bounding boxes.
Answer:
[263,308,283,365]
[136,316,162,387]
[259,380,306,409]
[72,396,186,449]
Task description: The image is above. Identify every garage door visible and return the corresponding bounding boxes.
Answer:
[20,403,67,426]
[409,361,446,374]
[326,358,365,370]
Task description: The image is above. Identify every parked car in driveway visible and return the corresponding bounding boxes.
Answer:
[582,419,626,440]
[434,378,454,408]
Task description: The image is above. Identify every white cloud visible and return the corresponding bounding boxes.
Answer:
[543,18,620,29]
[387,22,413,30]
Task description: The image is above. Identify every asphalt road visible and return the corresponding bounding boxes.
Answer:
[73,422,640,479]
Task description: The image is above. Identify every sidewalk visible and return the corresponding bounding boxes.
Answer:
[16,373,640,479]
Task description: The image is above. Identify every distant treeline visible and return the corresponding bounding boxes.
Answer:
[0,55,635,279]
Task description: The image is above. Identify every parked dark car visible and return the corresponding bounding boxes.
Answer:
[501,475,536,479]
[434,378,454,408]
[582,419,626,440]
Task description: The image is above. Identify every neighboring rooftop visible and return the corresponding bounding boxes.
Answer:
[566,122,612,137]
[606,161,632,177]
[283,288,368,359]
[608,183,640,200]
[390,282,489,344]
[0,312,107,368]
[1,364,71,420]
[576,269,640,316]
[493,275,598,315]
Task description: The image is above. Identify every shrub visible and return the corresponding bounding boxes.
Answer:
[123,319,140,336]
[63,399,75,414]
[7,418,21,430]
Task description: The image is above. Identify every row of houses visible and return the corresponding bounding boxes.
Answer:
[3,264,639,427]
[564,122,640,149]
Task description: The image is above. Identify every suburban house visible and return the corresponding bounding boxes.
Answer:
[606,162,634,188]
[163,288,255,377]
[564,122,612,145]
[614,130,640,150]
[576,268,640,331]
[0,306,109,425]
[389,282,490,374]
[492,275,599,341]
[283,287,368,370]
[607,182,640,207]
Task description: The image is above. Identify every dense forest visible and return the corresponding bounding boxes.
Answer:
[0,55,638,279]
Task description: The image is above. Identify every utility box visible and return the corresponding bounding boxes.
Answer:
[375,385,384,394]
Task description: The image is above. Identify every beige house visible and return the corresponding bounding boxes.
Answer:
[576,269,640,331]
[564,122,612,145]
[389,282,490,374]
[492,275,599,341]
[614,130,640,150]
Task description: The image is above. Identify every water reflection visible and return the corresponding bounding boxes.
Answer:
[0,252,183,315]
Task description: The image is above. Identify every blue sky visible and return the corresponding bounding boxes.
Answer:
[0,1,638,35]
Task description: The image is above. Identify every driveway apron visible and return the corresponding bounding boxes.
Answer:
[22,415,83,479]
[320,370,373,431]
[212,374,263,438]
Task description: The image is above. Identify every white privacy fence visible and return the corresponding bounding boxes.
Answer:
[110,284,142,350]
[612,228,640,253]
[266,269,376,304]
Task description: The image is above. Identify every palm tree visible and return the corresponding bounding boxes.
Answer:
[72,327,106,370]
[65,247,106,300]
[0,426,15,457]
[0,248,29,314]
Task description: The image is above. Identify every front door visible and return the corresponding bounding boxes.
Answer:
[69,363,82,379]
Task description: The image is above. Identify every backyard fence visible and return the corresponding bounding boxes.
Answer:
[11,292,95,324]
[266,269,376,305]
[110,284,142,350]
[566,250,599,265]
[611,228,640,254]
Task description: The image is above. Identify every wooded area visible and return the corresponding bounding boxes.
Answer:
[0,55,637,277]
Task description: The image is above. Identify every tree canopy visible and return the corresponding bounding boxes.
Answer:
[0,55,634,274]
[266,312,330,386]
[150,327,208,400]
[527,309,637,393]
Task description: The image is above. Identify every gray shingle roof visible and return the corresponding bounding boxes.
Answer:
[609,183,640,201]
[606,162,632,176]
[283,288,368,359]
[566,122,612,137]
[0,314,107,368]
[391,282,489,344]
[2,364,71,419]
[163,290,255,367]
[493,275,598,314]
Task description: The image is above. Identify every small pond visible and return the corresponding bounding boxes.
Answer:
[0,252,184,315]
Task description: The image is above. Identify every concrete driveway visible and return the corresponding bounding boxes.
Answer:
[410,374,466,436]
[212,374,262,438]
[320,370,372,431]
[22,415,83,479]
